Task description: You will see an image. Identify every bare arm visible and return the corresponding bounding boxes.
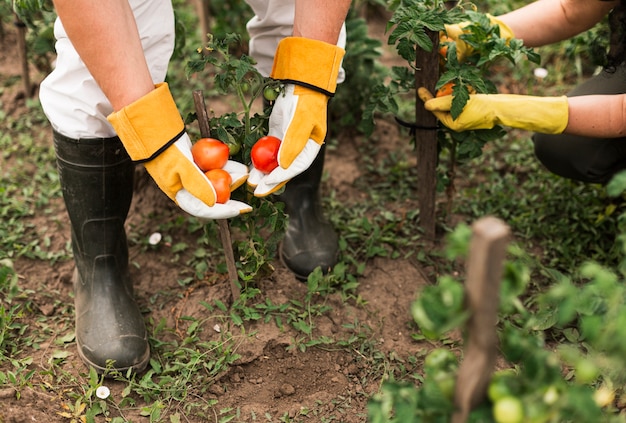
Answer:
[499,0,617,47]
[499,0,626,137]
[52,0,154,111]
[293,0,352,44]
[566,95,626,137]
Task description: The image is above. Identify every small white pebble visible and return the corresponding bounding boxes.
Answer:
[213,324,221,333]
[534,67,548,79]
[148,232,162,245]
[96,386,110,399]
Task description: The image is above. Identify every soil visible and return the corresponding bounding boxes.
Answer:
[0,13,459,423]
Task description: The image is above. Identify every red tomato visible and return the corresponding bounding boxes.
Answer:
[191,138,229,172]
[436,82,455,97]
[251,136,281,173]
[205,168,232,204]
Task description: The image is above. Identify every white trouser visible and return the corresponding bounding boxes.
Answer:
[39,0,175,139]
[246,0,346,80]
[39,0,346,139]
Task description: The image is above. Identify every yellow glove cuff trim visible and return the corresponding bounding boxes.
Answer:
[270,37,345,95]
[107,82,185,162]
[487,14,514,40]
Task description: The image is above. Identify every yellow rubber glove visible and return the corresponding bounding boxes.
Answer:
[108,83,252,219]
[247,37,345,197]
[418,87,569,134]
[443,14,514,62]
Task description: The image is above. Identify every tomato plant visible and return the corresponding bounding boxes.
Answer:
[191,138,230,171]
[251,136,281,173]
[205,168,232,204]
[184,34,288,283]
[364,1,541,220]
[186,33,281,165]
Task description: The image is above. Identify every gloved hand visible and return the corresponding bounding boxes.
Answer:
[247,37,345,197]
[443,14,514,62]
[108,83,252,219]
[418,87,569,134]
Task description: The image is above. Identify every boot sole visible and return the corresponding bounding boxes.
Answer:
[76,342,150,375]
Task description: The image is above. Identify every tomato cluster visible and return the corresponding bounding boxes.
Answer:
[190,135,282,204]
[191,138,232,203]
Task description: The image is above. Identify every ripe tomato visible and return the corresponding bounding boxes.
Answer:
[436,82,455,97]
[436,82,476,98]
[251,136,281,173]
[439,35,452,59]
[205,168,232,204]
[191,138,230,172]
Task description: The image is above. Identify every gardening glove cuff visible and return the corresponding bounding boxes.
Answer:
[249,37,345,197]
[419,88,569,134]
[444,14,514,62]
[107,82,251,218]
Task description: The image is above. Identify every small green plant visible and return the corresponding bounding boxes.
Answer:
[369,181,626,422]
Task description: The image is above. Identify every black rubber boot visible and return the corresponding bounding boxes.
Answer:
[277,142,339,280]
[54,132,149,374]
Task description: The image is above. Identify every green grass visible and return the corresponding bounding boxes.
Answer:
[0,98,68,262]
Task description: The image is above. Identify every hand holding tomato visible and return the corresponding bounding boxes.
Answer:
[205,169,232,204]
[172,137,252,218]
[251,136,280,173]
[247,37,344,197]
[247,85,326,197]
[247,135,292,193]
[191,138,229,171]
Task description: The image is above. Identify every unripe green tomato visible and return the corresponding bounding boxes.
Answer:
[488,369,518,402]
[493,396,524,423]
[240,81,250,93]
[226,141,241,156]
[542,385,559,405]
[593,386,615,408]
[575,358,598,384]
[424,348,457,371]
[433,370,456,401]
[263,86,279,101]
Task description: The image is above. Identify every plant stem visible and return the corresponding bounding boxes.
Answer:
[193,90,241,302]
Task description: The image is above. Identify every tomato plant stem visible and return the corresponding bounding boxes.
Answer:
[193,90,241,302]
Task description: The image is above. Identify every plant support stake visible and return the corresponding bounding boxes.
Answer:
[452,216,510,423]
[415,29,440,240]
[193,90,241,302]
[14,13,31,96]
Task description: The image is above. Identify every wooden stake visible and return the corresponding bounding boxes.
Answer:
[415,29,440,240]
[195,0,210,52]
[193,90,241,302]
[14,14,31,97]
[452,216,511,423]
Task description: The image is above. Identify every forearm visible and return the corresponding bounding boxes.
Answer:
[293,0,351,44]
[498,0,617,47]
[52,0,154,111]
[565,95,626,138]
